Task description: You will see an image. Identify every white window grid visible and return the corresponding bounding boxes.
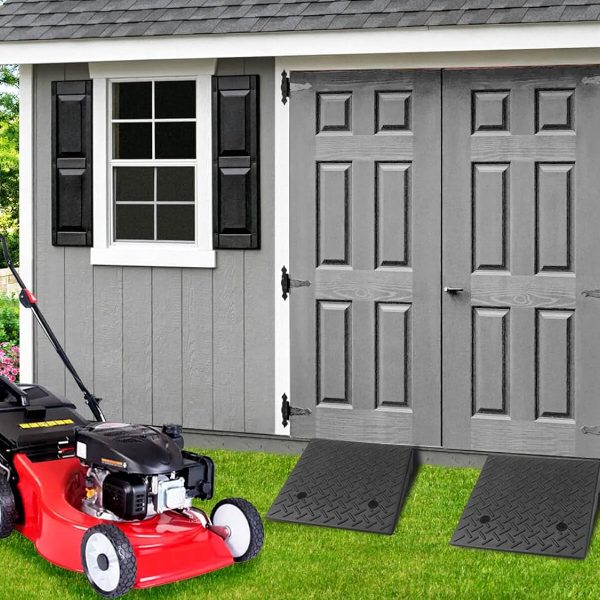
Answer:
[109,77,198,244]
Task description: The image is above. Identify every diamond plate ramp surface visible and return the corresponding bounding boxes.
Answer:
[267,439,414,534]
[451,454,600,558]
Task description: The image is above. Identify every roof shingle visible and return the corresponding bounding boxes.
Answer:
[0,0,597,42]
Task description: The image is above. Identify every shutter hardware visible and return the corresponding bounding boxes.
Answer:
[281,394,312,428]
[281,266,311,301]
[281,71,290,105]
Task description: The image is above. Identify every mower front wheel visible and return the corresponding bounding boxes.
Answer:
[0,476,16,538]
[81,524,137,599]
[211,497,264,562]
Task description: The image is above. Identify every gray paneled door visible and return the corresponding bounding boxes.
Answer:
[290,66,600,457]
[442,67,600,458]
[289,70,442,445]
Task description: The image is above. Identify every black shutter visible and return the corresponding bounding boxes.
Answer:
[212,75,260,249]
[51,80,93,247]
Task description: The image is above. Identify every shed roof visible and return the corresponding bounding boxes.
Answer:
[0,0,598,42]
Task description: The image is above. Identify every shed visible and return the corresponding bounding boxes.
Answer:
[2,0,600,459]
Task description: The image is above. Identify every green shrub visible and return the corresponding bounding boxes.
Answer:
[0,294,18,346]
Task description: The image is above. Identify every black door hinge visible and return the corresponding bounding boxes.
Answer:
[281,394,312,428]
[281,266,311,300]
[281,70,290,105]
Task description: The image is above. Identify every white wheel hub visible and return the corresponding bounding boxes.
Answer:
[84,532,121,593]
[211,504,251,558]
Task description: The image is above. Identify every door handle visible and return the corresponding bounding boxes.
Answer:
[444,286,464,294]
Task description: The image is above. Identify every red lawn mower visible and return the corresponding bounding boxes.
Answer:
[0,235,264,598]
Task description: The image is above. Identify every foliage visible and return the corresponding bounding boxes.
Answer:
[0,293,18,348]
[0,342,18,382]
[0,64,19,268]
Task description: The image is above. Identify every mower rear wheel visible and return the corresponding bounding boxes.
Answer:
[81,525,136,598]
[0,476,16,539]
[211,497,264,562]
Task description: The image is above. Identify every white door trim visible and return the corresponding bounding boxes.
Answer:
[19,64,34,384]
[273,57,291,436]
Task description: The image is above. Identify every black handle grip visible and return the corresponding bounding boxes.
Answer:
[0,376,29,407]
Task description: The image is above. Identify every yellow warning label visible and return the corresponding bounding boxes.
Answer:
[19,419,74,429]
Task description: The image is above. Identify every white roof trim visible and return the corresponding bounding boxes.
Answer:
[4,21,600,65]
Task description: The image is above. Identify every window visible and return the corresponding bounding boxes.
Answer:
[111,80,197,243]
[90,60,215,268]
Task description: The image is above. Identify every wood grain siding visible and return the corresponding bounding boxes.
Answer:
[152,268,183,426]
[213,251,245,431]
[182,268,213,430]
[471,136,576,162]
[93,266,123,420]
[316,136,414,161]
[122,267,152,424]
[471,417,576,456]
[64,248,94,419]
[316,406,413,445]
[32,60,276,434]
[316,269,413,303]
[470,273,576,309]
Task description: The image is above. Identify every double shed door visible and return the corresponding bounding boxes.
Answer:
[290,67,600,458]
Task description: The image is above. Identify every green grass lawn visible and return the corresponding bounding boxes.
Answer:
[0,448,598,600]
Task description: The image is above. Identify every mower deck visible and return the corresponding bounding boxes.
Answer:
[14,453,234,588]
[451,454,600,559]
[267,439,414,534]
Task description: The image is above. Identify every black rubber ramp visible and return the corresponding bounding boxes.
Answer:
[451,454,600,558]
[267,439,414,534]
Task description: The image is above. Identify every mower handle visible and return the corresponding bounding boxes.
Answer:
[0,234,105,422]
[0,375,29,407]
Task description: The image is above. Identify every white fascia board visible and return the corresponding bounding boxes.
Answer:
[5,21,600,65]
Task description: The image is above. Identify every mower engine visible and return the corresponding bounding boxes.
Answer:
[75,422,214,521]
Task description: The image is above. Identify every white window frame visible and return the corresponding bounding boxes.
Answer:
[90,60,217,268]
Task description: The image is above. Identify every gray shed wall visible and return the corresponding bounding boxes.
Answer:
[32,59,276,434]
